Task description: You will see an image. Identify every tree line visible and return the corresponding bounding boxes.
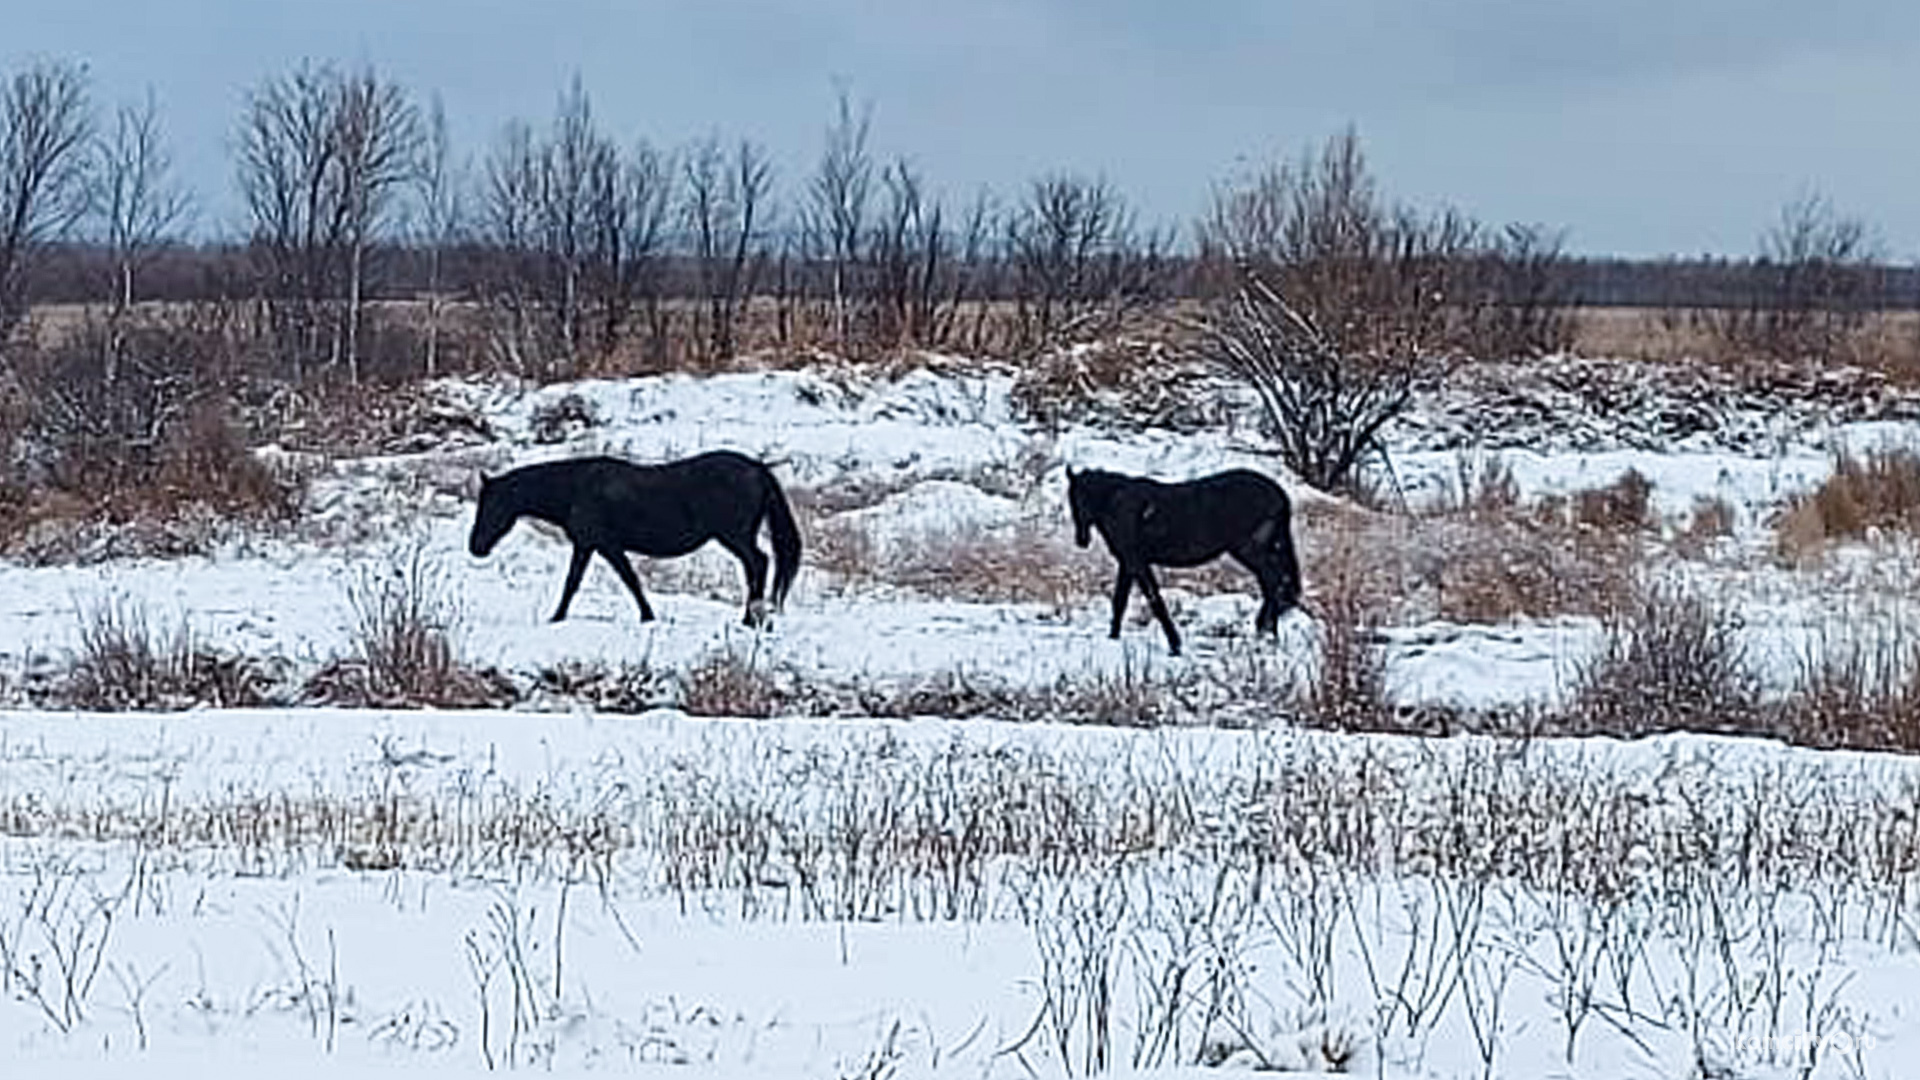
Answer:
[1,56,1909,387]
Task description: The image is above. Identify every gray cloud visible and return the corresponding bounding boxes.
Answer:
[6,0,1919,256]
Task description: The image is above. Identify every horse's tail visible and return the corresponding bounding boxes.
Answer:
[761,471,803,610]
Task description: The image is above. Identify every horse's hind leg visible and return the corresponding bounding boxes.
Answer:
[1232,547,1282,637]
[720,536,771,627]
[550,545,594,622]
[600,550,657,622]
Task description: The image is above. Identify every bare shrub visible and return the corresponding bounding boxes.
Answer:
[1776,624,1920,751]
[1305,537,1391,729]
[1711,192,1881,366]
[533,658,671,714]
[1033,656,1180,728]
[1567,581,1759,737]
[309,548,514,708]
[53,594,285,710]
[1187,271,1423,495]
[1674,495,1736,559]
[1775,447,1920,561]
[0,311,306,561]
[1429,518,1634,624]
[680,640,784,717]
[1439,451,1519,520]
[527,391,601,445]
[1571,469,1654,535]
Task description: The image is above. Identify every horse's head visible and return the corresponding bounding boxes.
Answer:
[468,474,515,557]
[1067,467,1094,548]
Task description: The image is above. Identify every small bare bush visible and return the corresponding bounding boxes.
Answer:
[1571,468,1655,535]
[1439,451,1519,520]
[534,659,671,714]
[680,641,784,718]
[1674,495,1736,559]
[53,595,285,710]
[527,391,601,445]
[308,548,514,708]
[1305,538,1391,729]
[1034,657,1180,728]
[1567,581,1759,737]
[1775,447,1920,561]
[1777,624,1920,750]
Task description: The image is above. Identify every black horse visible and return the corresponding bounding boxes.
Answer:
[1067,466,1302,656]
[469,451,802,628]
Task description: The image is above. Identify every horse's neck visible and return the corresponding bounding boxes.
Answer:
[505,468,575,527]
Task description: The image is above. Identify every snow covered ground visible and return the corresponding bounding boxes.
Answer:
[4,354,1920,1077]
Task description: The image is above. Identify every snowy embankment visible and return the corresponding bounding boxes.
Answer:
[3,360,1914,711]
[5,356,1920,1077]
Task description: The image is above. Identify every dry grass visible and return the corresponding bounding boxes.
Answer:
[50,595,287,710]
[680,640,784,718]
[1569,468,1655,535]
[1572,307,1920,376]
[306,547,514,708]
[1775,447,1920,563]
[1303,526,1391,730]
[1567,580,1759,737]
[534,659,672,714]
[1311,494,1634,626]
[1673,495,1737,559]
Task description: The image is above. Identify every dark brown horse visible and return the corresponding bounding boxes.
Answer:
[1068,466,1301,655]
[469,451,801,627]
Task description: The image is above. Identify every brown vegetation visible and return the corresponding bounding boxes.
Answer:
[1775,447,1920,562]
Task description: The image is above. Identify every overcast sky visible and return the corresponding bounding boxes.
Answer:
[9,0,1920,258]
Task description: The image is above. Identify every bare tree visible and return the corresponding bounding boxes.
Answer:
[1005,174,1167,351]
[478,119,542,370]
[236,61,418,382]
[598,138,672,364]
[0,58,92,344]
[88,90,191,318]
[1194,129,1467,493]
[681,134,773,363]
[802,87,873,349]
[330,68,421,382]
[1199,128,1463,357]
[868,157,943,349]
[476,81,670,375]
[1188,274,1419,494]
[238,62,342,376]
[413,93,463,376]
[1717,191,1882,363]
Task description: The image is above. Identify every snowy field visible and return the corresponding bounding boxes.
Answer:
[5,354,1920,1077]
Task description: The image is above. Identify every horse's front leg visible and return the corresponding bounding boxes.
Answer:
[1134,563,1182,657]
[551,545,593,622]
[601,549,657,622]
[1108,565,1134,639]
